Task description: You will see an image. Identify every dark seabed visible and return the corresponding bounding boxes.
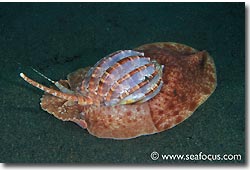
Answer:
[0,3,245,163]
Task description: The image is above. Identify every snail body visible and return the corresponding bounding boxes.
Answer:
[20,42,216,139]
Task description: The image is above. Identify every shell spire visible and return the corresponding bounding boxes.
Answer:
[20,73,93,105]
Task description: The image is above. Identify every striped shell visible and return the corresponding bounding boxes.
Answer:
[80,50,164,106]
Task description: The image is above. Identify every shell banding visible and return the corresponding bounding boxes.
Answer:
[81,50,164,106]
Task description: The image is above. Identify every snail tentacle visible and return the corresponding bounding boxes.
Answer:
[20,73,93,105]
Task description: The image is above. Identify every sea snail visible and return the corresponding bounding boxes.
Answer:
[20,42,216,139]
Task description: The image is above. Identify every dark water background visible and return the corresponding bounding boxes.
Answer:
[0,3,245,163]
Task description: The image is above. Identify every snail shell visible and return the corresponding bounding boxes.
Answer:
[81,50,164,106]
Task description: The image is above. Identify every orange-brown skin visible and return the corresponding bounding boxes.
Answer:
[40,42,216,139]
